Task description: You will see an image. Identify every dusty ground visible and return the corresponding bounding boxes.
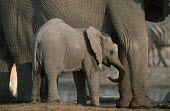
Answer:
[0,103,170,111]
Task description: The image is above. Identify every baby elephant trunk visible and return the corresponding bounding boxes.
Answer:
[108,59,125,83]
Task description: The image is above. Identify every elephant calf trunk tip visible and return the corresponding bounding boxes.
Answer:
[108,65,125,83]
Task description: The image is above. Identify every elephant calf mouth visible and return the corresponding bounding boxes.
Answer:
[103,62,112,67]
[103,63,112,67]
[102,59,112,67]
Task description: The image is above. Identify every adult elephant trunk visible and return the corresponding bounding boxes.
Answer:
[108,58,125,83]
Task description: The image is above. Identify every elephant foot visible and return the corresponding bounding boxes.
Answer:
[90,100,100,107]
[31,100,40,104]
[31,98,41,103]
[47,99,63,104]
[129,97,157,109]
[116,97,131,108]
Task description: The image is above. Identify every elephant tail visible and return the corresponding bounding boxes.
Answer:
[32,32,41,75]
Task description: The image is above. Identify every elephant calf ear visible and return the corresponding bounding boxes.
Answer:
[86,26,103,64]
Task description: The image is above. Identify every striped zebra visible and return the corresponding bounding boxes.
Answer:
[147,22,170,67]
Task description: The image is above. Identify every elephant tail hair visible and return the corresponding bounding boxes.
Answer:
[32,34,41,75]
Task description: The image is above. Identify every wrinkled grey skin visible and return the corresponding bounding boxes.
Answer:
[146,18,170,67]
[32,19,124,106]
[0,0,169,108]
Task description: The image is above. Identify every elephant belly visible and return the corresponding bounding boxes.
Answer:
[62,45,85,72]
[62,54,84,72]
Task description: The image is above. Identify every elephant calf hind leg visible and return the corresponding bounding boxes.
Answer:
[32,70,41,103]
[73,71,87,106]
[46,73,62,104]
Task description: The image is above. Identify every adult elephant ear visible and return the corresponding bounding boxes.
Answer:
[144,0,170,22]
[86,26,103,64]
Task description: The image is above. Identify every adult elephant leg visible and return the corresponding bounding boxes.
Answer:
[73,70,87,106]
[128,38,157,108]
[15,62,33,102]
[0,56,15,103]
[116,47,132,108]
[0,50,15,103]
[1,12,34,102]
[0,25,15,103]
[108,1,156,108]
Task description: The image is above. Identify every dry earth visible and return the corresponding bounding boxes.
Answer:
[0,103,169,111]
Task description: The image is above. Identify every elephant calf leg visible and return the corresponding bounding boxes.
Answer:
[46,73,62,103]
[32,70,41,103]
[86,71,99,106]
[73,71,87,106]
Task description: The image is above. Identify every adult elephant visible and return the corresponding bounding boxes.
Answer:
[0,0,169,108]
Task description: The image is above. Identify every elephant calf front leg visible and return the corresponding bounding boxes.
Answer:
[86,71,99,106]
[83,58,100,106]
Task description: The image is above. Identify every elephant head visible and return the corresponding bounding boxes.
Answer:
[86,26,125,82]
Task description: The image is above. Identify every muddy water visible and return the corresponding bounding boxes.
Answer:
[149,87,170,102]
[58,80,170,102]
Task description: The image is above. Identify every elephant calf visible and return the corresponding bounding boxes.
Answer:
[31,18,124,106]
